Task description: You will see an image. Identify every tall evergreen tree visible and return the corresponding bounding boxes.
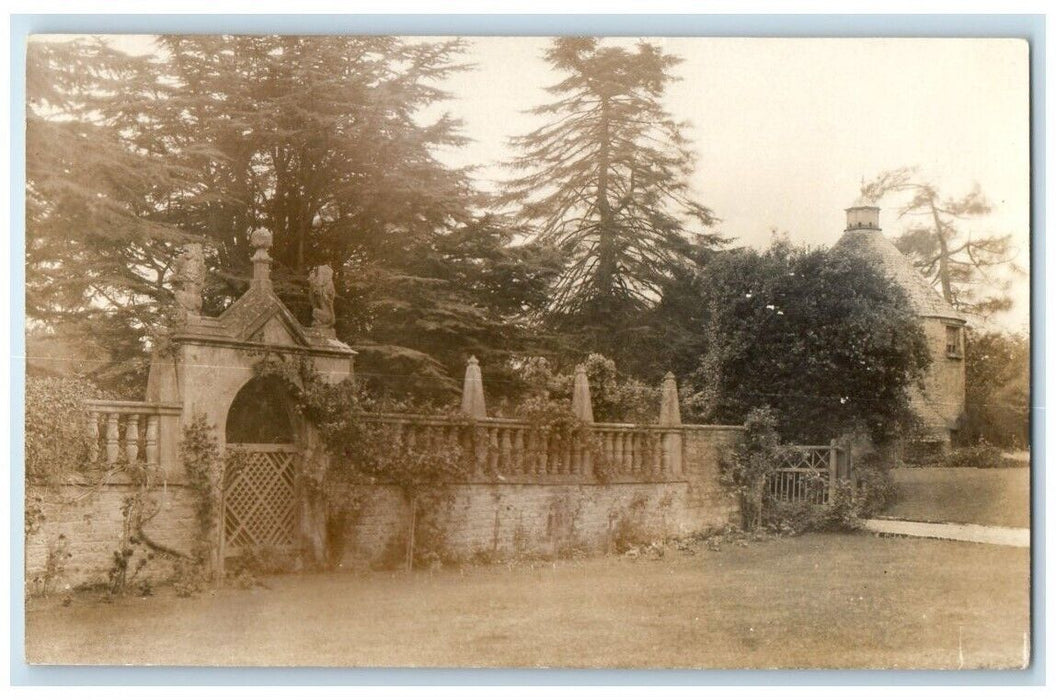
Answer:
[26,38,193,391]
[500,38,720,355]
[26,36,552,398]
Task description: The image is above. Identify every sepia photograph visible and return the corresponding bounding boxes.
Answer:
[21,30,1032,671]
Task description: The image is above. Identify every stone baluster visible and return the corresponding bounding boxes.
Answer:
[500,428,513,473]
[488,426,499,473]
[473,426,488,477]
[105,412,120,464]
[534,429,546,475]
[125,415,140,463]
[622,433,634,472]
[88,411,100,463]
[570,432,582,475]
[612,432,624,476]
[631,433,641,474]
[145,415,159,467]
[550,431,561,475]
[512,428,525,475]
[581,432,593,478]
[651,433,663,476]
[551,430,561,475]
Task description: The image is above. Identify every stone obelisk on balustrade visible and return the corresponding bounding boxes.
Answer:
[571,365,595,424]
[659,372,683,476]
[461,356,487,419]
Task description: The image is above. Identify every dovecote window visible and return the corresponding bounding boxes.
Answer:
[945,325,964,359]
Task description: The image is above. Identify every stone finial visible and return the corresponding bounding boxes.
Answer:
[308,264,336,329]
[250,227,273,288]
[460,356,487,419]
[173,243,205,318]
[571,364,594,424]
[659,371,681,427]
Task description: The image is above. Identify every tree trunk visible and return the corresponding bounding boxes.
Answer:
[928,199,955,304]
[595,94,616,299]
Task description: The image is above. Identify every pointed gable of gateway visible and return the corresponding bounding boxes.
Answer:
[833,205,967,324]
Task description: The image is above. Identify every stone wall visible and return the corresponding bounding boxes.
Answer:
[330,426,742,568]
[25,479,198,594]
[911,317,968,445]
[24,424,742,588]
[333,482,690,568]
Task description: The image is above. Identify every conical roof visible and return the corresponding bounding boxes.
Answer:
[833,228,967,322]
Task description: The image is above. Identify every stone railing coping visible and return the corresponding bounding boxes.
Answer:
[359,412,741,432]
[86,399,183,416]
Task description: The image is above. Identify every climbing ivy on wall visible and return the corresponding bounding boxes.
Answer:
[252,353,474,569]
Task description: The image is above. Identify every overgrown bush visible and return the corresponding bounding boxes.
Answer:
[25,375,101,483]
[506,353,661,423]
[937,442,1011,469]
[853,462,899,515]
[720,406,785,530]
[965,330,1029,449]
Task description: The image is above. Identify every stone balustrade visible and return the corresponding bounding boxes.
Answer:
[85,400,183,467]
[358,414,684,483]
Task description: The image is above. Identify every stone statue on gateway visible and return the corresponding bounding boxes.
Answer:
[173,243,205,317]
[308,264,336,329]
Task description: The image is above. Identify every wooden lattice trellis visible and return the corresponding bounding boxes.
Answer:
[223,444,298,554]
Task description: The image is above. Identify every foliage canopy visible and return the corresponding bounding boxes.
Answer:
[676,242,932,443]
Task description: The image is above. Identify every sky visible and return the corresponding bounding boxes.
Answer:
[92,35,1033,332]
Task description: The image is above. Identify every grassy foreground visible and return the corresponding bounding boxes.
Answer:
[884,467,1030,528]
[25,533,1029,670]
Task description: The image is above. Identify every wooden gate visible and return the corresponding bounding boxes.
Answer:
[222,444,299,556]
[767,443,852,506]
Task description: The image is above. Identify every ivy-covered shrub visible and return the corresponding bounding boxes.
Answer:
[252,353,474,570]
[25,375,101,483]
[853,461,899,516]
[503,353,661,424]
[579,354,661,423]
[720,406,785,531]
[171,413,224,595]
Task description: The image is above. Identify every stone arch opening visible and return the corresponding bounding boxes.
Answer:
[225,375,296,445]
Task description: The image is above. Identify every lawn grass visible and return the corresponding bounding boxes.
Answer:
[25,533,1030,669]
[884,467,1030,528]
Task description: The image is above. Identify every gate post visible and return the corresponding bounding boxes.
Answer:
[828,439,839,504]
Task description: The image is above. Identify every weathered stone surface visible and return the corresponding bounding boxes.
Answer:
[308,265,336,329]
[460,356,487,419]
[571,365,594,423]
[26,424,743,585]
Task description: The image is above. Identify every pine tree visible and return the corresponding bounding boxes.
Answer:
[861,167,1021,318]
[26,38,193,391]
[500,38,720,353]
